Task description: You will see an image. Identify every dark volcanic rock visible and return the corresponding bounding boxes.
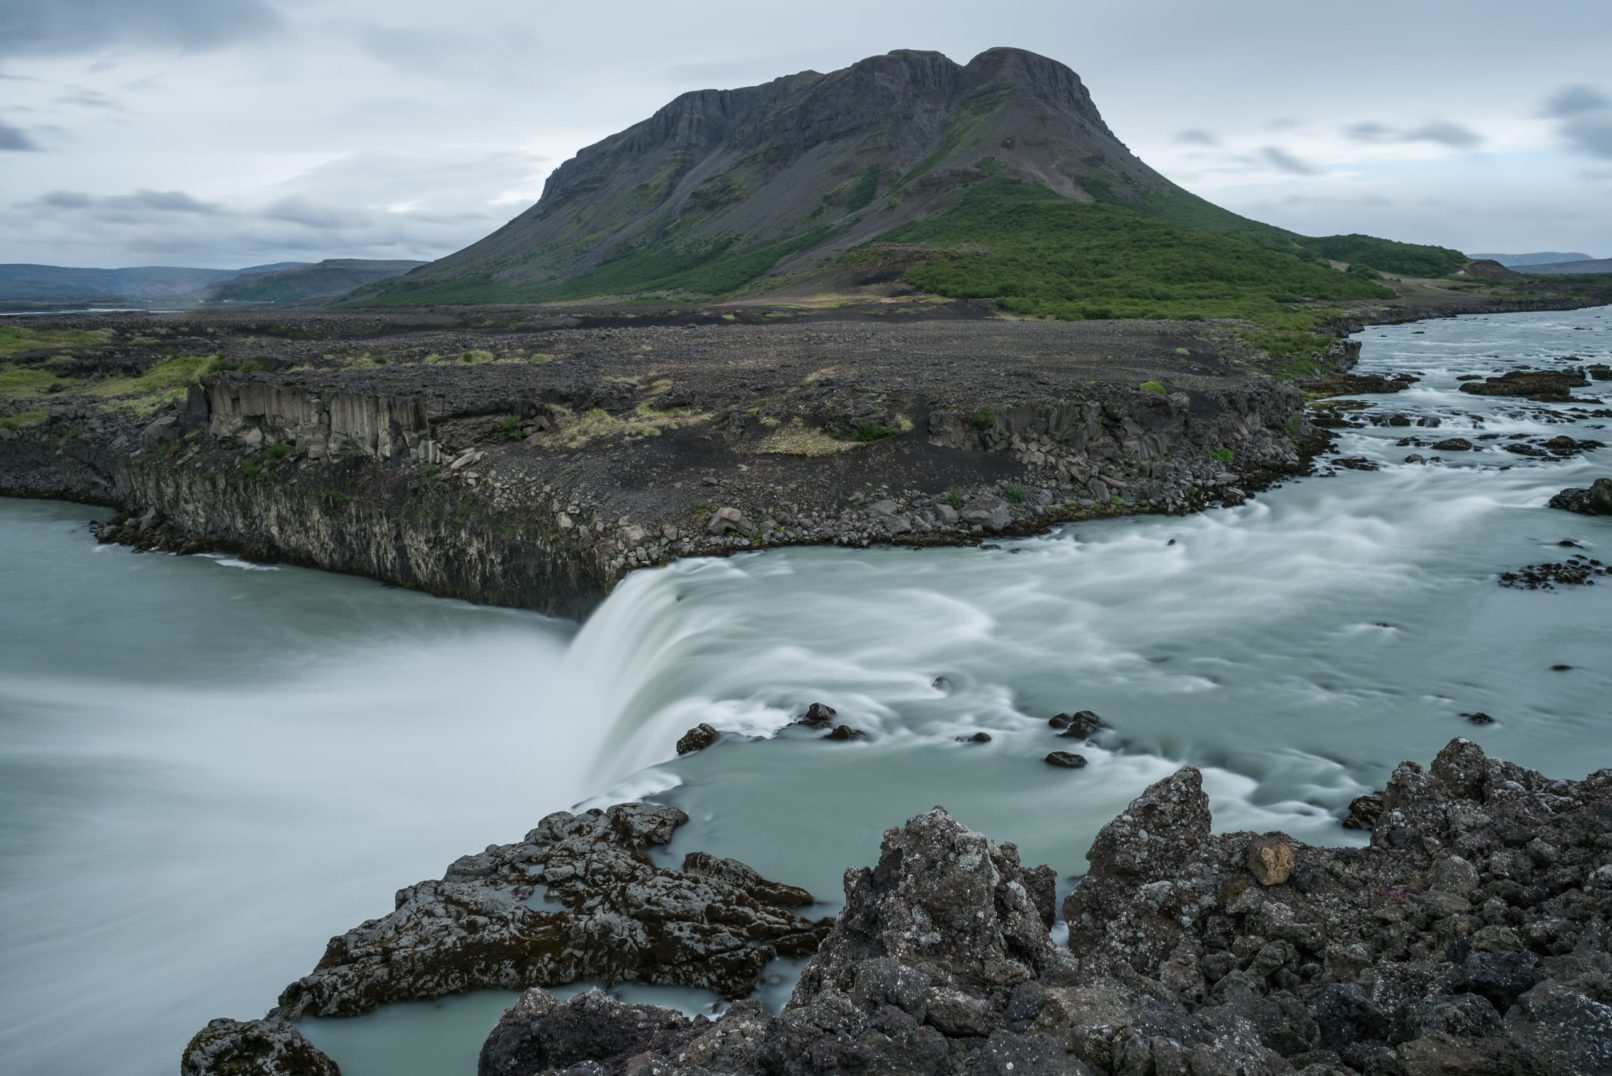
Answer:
[1044,751,1089,769]
[676,722,720,755]
[1302,372,1420,397]
[1549,477,1612,515]
[460,740,1612,1075]
[797,702,838,729]
[1498,555,1610,589]
[1053,710,1104,741]
[823,724,864,741]
[181,1019,337,1076]
[1430,437,1474,451]
[273,802,832,1018]
[1458,367,1589,402]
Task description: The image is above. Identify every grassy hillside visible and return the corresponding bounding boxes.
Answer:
[862,181,1393,336]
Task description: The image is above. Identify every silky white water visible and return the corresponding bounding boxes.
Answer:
[1,305,1609,1075]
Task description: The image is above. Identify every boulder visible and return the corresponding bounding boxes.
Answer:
[676,721,719,755]
[1548,477,1612,516]
[181,1019,338,1076]
[1044,751,1088,769]
[1246,835,1296,886]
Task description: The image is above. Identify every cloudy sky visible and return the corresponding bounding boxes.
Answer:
[1,0,1608,268]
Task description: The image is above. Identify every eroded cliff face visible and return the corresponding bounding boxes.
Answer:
[0,316,1329,616]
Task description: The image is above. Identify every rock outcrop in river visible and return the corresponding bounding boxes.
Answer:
[276,802,833,1018]
[188,739,1612,1075]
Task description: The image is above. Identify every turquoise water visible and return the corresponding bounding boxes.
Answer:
[2,305,1609,1075]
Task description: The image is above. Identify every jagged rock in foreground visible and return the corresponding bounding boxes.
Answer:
[275,802,832,1018]
[181,1019,337,1076]
[474,740,1612,1075]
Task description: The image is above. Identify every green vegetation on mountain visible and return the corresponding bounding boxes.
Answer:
[866,180,1394,324]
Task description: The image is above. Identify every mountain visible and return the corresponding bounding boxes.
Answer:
[1510,257,1612,275]
[202,259,427,303]
[1471,252,1594,267]
[0,264,262,304]
[354,47,1466,320]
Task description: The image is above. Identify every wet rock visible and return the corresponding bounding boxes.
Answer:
[1459,368,1589,402]
[1461,711,1496,725]
[1246,835,1296,886]
[1303,372,1420,397]
[1430,437,1474,451]
[1343,792,1383,830]
[462,741,1612,1075]
[798,702,838,728]
[1330,456,1379,471]
[273,802,832,1017]
[824,724,863,741]
[1054,710,1103,741]
[181,1018,338,1076]
[1548,477,1612,516]
[1589,363,1612,381]
[958,731,993,744]
[676,721,719,755]
[1044,751,1088,769]
[1498,555,1610,589]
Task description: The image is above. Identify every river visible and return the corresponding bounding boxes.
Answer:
[1,305,1608,1075]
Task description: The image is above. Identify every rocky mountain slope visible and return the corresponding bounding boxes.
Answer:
[356,48,1464,312]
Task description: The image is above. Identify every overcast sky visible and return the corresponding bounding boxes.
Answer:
[1,0,1608,268]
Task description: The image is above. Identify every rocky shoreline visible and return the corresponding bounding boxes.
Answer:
[185,739,1612,1075]
[0,311,1335,617]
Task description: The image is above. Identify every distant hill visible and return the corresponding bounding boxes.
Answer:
[1471,252,1594,268]
[1511,258,1612,275]
[0,263,285,304]
[351,47,1465,324]
[202,259,426,303]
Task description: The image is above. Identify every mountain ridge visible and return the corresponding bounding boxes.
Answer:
[354,46,1468,321]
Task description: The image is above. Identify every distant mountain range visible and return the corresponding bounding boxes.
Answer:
[0,259,423,307]
[1472,252,1595,267]
[202,259,427,303]
[351,47,1467,316]
[1510,258,1612,276]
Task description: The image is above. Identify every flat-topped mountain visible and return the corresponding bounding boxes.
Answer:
[359,47,1466,315]
[201,259,426,303]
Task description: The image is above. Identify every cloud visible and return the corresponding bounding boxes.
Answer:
[1562,115,1612,160]
[1542,84,1610,117]
[0,0,282,58]
[1401,120,1483,148]
[1345,122,1394,142]
[1260,146,1320,175]
[35,188,222,215]
[0,120,38,151]
[1175,128,1218,146]
[1346,119,1482,148]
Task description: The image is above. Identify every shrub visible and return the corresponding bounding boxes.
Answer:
[969,406,997,432]
[1207,446,1235,464]
[945,486,964,510]
[1140,380,1167,394]
[498,415,523,441]
[853,421,900,443]
[1002,483,1027,504]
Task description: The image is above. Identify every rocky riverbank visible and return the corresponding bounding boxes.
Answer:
[0,310,1334,616]
[185,739,1612,1075]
